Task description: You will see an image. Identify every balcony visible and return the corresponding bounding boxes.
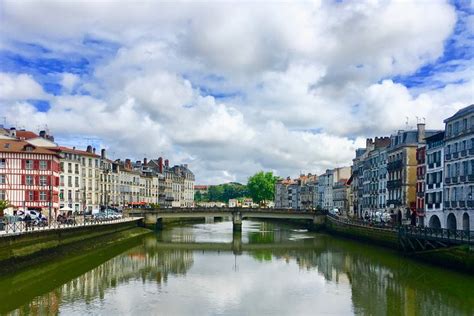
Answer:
[427,183,434,190]
[387,160,403,171]
[416,191,424,197]
[451,201,458,208]
[468,175,474,182]
[387,199,401,207]
[470,148,474,156]
[459,201,466,208]
[444,201,450,208]
[445,177,451,184]
[434,203,441,209]
[453,152,459,159]
[461,150,467,157]
[452,176,459,184]
[468,200,474,208]
[387,179,402,189]
[428,163,434,169]
[445,153,452,161]
[460,175,467,182]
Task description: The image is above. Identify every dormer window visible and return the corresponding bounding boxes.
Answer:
[4,143,10,149]
[24,145,34,152]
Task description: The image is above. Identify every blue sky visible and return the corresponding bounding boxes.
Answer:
[0,0,472,183]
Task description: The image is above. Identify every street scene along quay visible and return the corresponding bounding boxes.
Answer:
[0,1,473,315]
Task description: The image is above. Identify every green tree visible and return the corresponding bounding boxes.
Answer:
[247,171,278,203]
[208,185,224,202]
[194,191,202,202]
[0,200,11,217]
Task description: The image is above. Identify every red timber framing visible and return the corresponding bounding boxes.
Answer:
[0,149,61,212]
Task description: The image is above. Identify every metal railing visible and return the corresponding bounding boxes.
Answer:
[0,217,136,237]
[400,225,473,244]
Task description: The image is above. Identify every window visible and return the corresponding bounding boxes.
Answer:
[0,190,6,200]
[88,158,92,167]
[25,160,34,170]
[463,118,468,131]
[0,174,5,184]
[68,176,72,186]
[39,191,47,201]
[68,163,72,173]
[26,175,34,186]
[39,175,47,186]
[28,191,34,201]
[0,159,5,168]
[95,159,98,168]
[75,164,79,174]
[68,190,72,201]
[60,189,64,201]
[39,160,48,170]
[75,177,79,187]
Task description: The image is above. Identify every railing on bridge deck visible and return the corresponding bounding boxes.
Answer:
[399,225,473,245]
[326,213,397,231]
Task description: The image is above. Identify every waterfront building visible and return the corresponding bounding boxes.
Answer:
[0,138,61,216]
[274,174,317,210]
[349,148,367,218]
[275,177,292,209]
[416,145,426,226]
[424,131,444,228]
[317,167,351,211]
[56,146,86,213]
[333,179,350,215]
[443,104,474,230]
[386,124,440,222]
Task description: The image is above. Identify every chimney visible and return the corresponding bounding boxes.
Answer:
[125,159,131,169]
[93,147,96,154]
[157,157,163,173]
[144,158,148,165]
[39,130,46,138]
[183,163,188,169]
[366,138,374,151]
[417,123,426,144]
[73,146,76,151]
[101,149,106,159]
[86,145,92,153]
[165,159,169,167]
[9,127,16,137]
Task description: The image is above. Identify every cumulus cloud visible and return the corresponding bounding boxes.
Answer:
[0,72,48,101]
[0,0,471,184]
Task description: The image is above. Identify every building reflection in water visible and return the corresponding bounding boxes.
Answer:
[6,221,474,315]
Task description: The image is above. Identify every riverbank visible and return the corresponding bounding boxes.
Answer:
[0,219,150,272]
[324,215,474,274]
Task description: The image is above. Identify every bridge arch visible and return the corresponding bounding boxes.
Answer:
[463,212,470,231]
[428,215,441,229]
[447,213,457,230]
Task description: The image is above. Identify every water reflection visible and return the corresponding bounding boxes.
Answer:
[2,220,473,315]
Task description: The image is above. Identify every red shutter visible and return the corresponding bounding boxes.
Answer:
[34,160,39,170]
[47,160,51,170]
[25,191,29,201]
[46,176,51,186]
[33,191,39,201]
[21,175,26,185]
[45,191,50,202]
[35,175,40,186]
[21,159,26,170]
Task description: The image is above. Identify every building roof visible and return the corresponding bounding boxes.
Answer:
[15,130,39,140]
[55,146,100,158]
[444,104,474,123]
[194,185,209,190]
[0,139,59,155]
[425,131,445,143]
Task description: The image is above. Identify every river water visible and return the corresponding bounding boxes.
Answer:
[1,220,473,315]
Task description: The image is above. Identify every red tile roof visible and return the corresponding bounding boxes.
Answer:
[0,139,59,155]
[16,130,38,140]
[54,146,100,158]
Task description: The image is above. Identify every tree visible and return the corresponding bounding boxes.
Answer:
[0,200,11,217]
[194,191,202,202]
[247,171,278,203]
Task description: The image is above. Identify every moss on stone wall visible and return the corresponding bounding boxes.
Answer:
[0,220,149,269]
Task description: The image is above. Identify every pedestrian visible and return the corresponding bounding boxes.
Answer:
[24,213,31,231]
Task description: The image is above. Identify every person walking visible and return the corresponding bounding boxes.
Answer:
[24,213,31,232]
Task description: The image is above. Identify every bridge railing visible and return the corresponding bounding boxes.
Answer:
[327,213,397,231]
[400,225,473,244]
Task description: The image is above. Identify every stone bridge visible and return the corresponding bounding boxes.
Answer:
[125,208,325,232]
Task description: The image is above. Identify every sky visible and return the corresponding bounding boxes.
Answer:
[0,0,473,184]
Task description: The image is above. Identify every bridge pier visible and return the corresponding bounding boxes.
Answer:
[232,211,242,232]
[156,218,163,230]
[232,231,243,255]
[205,216,215,224]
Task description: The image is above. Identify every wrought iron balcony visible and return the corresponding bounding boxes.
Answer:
[453,152,459,159]
[461,150,467,157]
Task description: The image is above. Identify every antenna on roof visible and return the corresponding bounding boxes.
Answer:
[405,117,409,130]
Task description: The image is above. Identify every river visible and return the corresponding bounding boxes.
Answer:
[1,220,473,315]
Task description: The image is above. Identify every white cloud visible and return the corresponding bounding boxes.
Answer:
[0,0,470,184]
[0,72,47,101]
